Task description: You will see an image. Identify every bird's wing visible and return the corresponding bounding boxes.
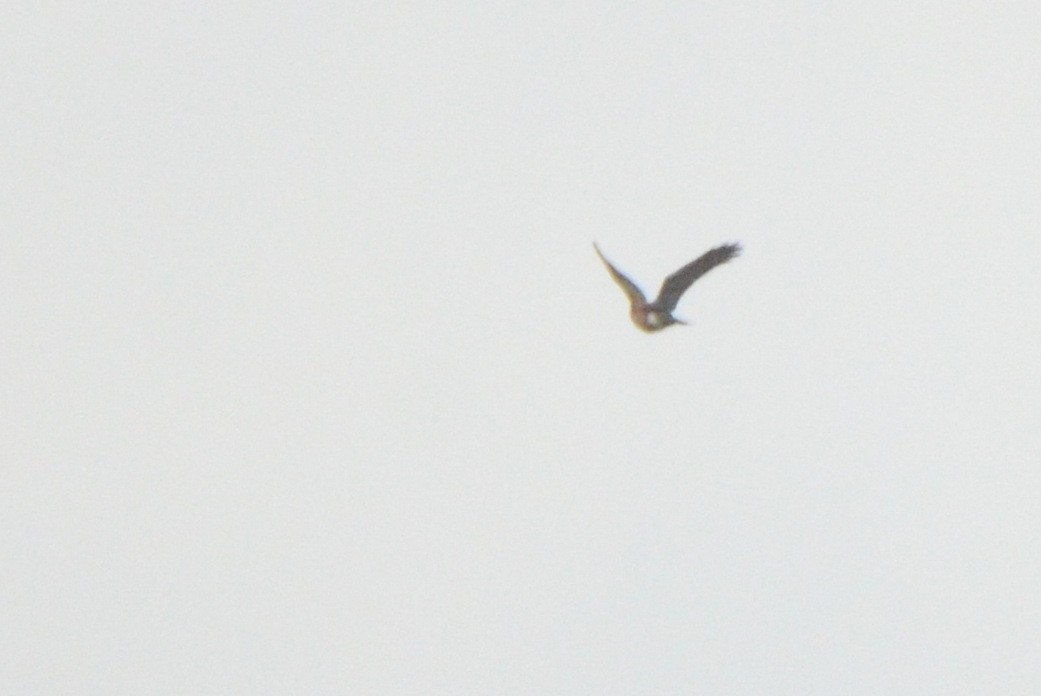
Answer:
[594,243,646,305]
[654,243,741,311]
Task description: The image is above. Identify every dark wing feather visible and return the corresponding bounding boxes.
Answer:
[653,243,741,311]
[594,243,647,305]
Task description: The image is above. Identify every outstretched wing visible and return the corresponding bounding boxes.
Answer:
[653,243,741,312]
[594,243,646,305]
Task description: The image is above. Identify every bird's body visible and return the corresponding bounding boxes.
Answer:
[594,242,741,332]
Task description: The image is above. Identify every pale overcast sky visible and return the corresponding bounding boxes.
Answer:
[3,3,1040,694]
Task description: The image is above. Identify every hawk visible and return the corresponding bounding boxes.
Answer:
[594,242,741,332]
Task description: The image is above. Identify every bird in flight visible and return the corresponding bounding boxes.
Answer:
[594,242,741,332]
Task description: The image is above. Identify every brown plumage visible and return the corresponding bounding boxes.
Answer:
[594,242,741,332]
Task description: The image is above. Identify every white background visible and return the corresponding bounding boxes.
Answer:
[3,3,1040,694]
